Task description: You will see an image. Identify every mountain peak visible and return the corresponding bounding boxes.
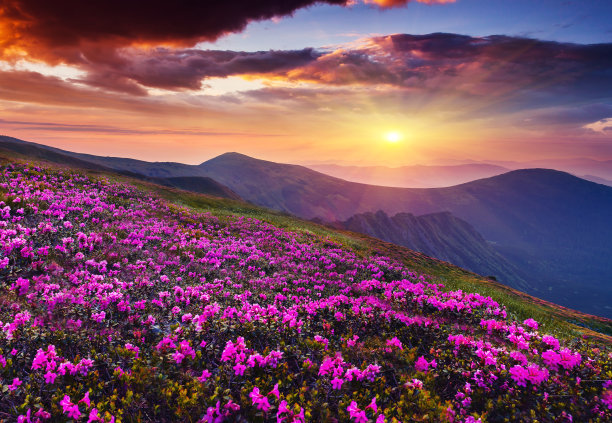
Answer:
[199,152,257,166]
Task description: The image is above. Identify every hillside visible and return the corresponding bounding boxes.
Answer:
[2,137,611,318]
[334,210,529,291]
[0,157,611,422]
[163,176,242,200]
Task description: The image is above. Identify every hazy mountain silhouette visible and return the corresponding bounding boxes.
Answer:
[307,163,510,188]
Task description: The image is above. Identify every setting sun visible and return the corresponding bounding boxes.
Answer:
[385,131,402,143]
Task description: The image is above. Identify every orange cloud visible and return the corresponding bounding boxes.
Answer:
[364,0,456,7]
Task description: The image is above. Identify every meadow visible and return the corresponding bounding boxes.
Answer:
[0,161,610,422]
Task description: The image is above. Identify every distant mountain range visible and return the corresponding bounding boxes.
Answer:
[1,135,611,317]
[306,163,511,188]
[306,160,612,188]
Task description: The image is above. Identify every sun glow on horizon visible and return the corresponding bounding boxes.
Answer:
[385,131,402,143]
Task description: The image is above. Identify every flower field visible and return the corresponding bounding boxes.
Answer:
[0,162,611,422]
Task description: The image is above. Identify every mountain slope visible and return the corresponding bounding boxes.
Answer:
[163,176,241,200]
[334,210,529,290]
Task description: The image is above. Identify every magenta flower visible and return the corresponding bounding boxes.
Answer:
[80,391,91,408]
[541,349,561,370]
[234,363,246,376]
[88,408,102,422]
[278,400,290,414]
[331,377,344,390]
[415,356,430,372]
[523,318,539,331]
[386,337,403,350]
[269,383,280,399]
[250,386,270,411]
[44,371,57,384]
[365,397,378,414]
[198,369,212,382]
[8,377,22,391]
[17,409,31,423]
[509,365,528,387]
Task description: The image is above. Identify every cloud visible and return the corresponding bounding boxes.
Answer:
[0,1,461,64]
[584,118,612,134]
[74,48,320,93]
[364,0,455,7]
[276,33,612,106]
[0,0,350,62]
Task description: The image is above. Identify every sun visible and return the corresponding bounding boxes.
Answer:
[385,131,402,143]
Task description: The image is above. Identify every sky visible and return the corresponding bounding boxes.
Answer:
[1,0,612,166]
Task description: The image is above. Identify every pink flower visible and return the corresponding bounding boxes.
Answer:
[376,414,386,423]
[234,363,246,376]
[269,383,280,399]
[257,397,271,412]
[365,397,378,414]
[347,401,361,419]
[278,400,290,414]
[331,377,344,390]
[198,369,212,382]
[542,350,561,370]
[250,386,270,411]
[558,348,581,370]
[347,335,359,347]
[35,407,50,419]
[406,378,423,390]
[8,377,22,391]
[386,337,403,350]
[353,411,368,423]
[415,356,430,372]
[44,371,57,384]
[525,365,549,385]
[80,391,91,408]
[88,408,103,422]
[509,365,528,387]
[523,318,539,331]
[17,409,31,423]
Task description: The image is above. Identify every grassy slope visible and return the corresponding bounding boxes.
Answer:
[4,151,611,342]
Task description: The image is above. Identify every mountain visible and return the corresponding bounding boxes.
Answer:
[0,136,240,201]
[3,136,612,317]
[307,163,510,188]
[333,210,529,290]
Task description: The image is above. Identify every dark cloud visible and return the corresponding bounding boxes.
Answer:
[280,33,612,105]
[0,0,348,61]
[74,48,320,92]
